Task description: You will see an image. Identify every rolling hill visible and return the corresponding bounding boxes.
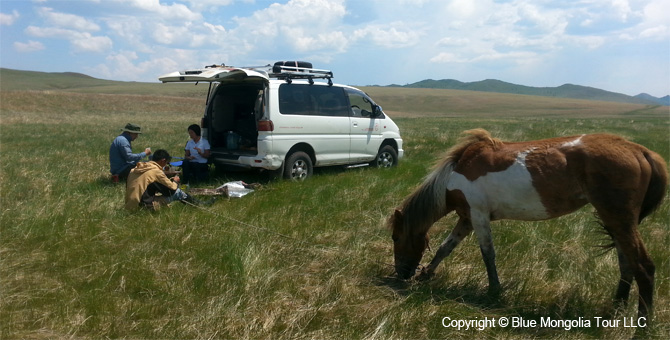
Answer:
[391,78,669,106]
[1,67,668,107]
[0,68,206,97]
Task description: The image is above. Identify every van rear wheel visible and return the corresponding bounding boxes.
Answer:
[284,152,313,181]
[371,145,398,168]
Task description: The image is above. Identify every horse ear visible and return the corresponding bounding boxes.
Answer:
[394,209,403,220]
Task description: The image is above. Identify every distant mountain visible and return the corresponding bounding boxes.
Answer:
[635,93,670,106]
[399,79,668,106]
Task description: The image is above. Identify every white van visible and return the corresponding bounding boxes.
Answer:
[159,61,403,180]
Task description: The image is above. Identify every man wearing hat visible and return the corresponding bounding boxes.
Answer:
[109,123,152,181]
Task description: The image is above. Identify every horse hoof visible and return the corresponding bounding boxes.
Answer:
[487,285,502,297]
[415,267,435,281]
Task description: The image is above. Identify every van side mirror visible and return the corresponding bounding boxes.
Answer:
[372,105,383,117]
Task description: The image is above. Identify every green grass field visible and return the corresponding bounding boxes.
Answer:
[1,75,669,339]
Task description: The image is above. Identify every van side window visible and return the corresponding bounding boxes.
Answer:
[279,84,348,117]
[345,88,376,118]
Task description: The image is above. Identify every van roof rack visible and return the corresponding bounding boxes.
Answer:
[270,65,333,85]
[197,62,334,85]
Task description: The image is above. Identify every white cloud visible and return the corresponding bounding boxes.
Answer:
[233,0,346,40]
[116,0,202,21]
[152,23,178,45]
[283,28,349,52]
[642,0,670,25]
[472,50,538,63]
[570,35,606,49]
[92,49,205,81]
[71,34,113,52]
[435,37,469,47]
[181,0,235,12]
[38,7,100,31]
[14,40,45,52]
[25,26,112,52]
[105,16,153,53]
[637,0,670,39]
[25,25,76,38]
[150,22,214,48]
[430,52,466,63]
[611,0,634,22]
[639,25,669,39]
[203,22,226,34]
[353,23,423,48]
[0,10,19,26]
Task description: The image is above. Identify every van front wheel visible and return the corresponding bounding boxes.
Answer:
[371,145,398,168]
[283,152,313,181]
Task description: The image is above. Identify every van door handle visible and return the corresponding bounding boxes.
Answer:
[352,122,358,127]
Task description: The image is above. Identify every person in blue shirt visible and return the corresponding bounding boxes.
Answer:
[109,123,152,180]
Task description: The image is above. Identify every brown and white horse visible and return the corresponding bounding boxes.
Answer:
[389,129,667,318]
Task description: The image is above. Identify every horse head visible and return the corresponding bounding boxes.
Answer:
[390,209,429,279]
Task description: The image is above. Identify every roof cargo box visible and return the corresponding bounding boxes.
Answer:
[272,61,313,74]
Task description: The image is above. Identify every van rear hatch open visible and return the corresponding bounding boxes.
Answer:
[159,66,270,168]
[158,66,269,83]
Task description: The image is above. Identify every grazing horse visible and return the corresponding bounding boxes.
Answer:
[389,129,667,318]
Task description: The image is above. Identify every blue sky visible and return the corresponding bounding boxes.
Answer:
[1,0,668,97]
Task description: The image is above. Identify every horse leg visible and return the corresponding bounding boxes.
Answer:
[471,212,501,294]
[614,242,634,305]
[598,215,655,319]
[419,217,473,279]
[585,152,659,319]
[616,232,654,319]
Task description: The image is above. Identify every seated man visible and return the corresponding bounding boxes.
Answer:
[109,123,152,180]
[125,149,200,211]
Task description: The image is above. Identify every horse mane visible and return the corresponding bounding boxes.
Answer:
[394,129,502,235]
[433,128,501,171]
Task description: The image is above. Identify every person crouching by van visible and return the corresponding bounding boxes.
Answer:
[182,124,211,183]
[125,149,201,211]
[109,123,152,181]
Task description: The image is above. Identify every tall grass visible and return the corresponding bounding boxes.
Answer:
[1,89,668,339]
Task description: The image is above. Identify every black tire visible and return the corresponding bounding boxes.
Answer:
[371,145,398,168]
[283,151,313,180]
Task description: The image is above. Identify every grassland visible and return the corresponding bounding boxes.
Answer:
[1,72,669,339]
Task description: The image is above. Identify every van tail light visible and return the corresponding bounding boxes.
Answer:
[258,120,274,131]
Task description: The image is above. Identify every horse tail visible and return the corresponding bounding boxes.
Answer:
[639,150,668,224]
